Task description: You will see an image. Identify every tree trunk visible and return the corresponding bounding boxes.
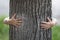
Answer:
[9,0,52,40]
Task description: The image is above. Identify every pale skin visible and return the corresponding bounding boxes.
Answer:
[41,17,56,30]
[4,14,56,29]
[4,14,22,27]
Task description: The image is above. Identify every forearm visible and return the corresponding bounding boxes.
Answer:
[3,17,10,24]
[52,18,57,25]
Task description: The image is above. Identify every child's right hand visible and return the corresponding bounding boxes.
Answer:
[4,14,22,27]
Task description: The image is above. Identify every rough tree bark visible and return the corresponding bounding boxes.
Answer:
[9,0,52,40]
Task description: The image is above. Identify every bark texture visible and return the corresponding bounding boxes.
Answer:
[9,0,52,40]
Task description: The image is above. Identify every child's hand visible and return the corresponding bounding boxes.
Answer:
[5,14,22,27]
[40,17,56,30]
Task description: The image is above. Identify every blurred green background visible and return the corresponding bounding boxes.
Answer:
[0,16,60,40]
[0,16,9,40]
[52,25,60,40]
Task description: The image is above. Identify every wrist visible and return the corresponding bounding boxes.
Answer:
[7,19,12,25]
[50,22,56,27]
[52,21,56,25]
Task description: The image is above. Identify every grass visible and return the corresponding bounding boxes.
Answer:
[0,16,9,40]
[52,25,60,40]
[0,16,60,40]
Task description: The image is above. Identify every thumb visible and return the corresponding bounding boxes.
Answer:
[47,17,51,22]
[12,13,16,19]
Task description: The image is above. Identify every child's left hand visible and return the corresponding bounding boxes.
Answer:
[40,17,56,30]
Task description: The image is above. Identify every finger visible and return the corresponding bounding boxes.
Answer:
[41,24,48,27]
[41,24,46,27]
[16,23,22,26]
[41,24,45,26]
[12,14,16,19]
[14,24,18,27]
[47,17,51,22]
[46,28,49,30]
[41,27,46,29]
[41,21,47,24]
[41,25,48,29]
[13,22,22,27]
[41,25,47,28]
[17,21,22,23]
[43,27,49,30]
[41,25,48,30]
[41,25,50,30]
[16,23,20,25]
[16,18,22,21]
